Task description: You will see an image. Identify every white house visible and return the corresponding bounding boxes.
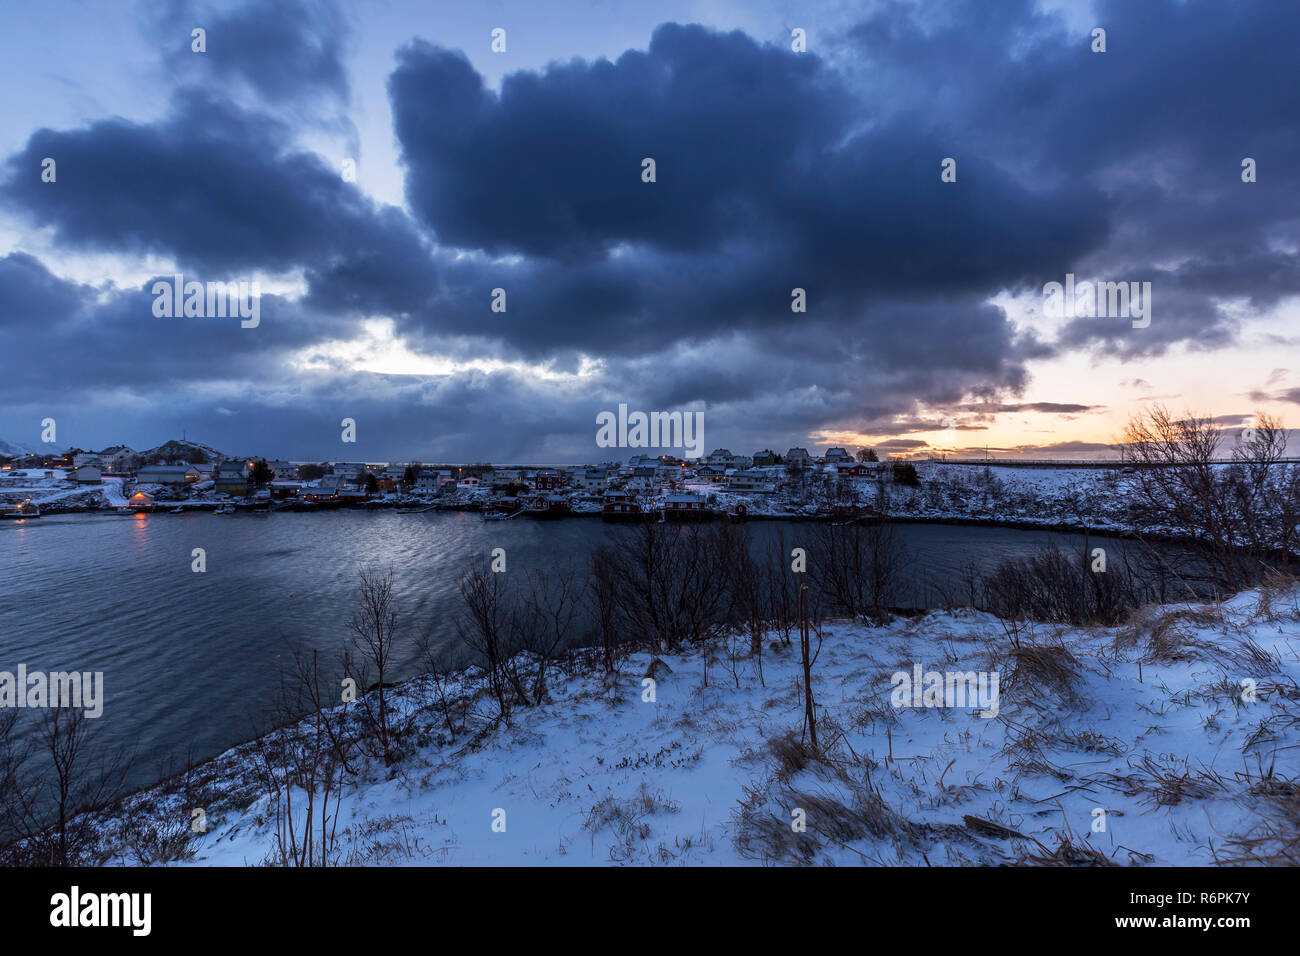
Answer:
[729,469,775,493]
[102,448,141,474]
[571,468,609,492]
[137,464,199,486]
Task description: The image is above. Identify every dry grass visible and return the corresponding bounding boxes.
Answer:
[1002,643,1083,705]
[1215,777,1300,865]
[1012,832,1122,866]
[1113,605,1222,662]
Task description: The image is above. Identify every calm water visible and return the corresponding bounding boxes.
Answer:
[0,511,1161,791]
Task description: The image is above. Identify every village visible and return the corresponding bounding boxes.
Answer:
[0,438,1137,530]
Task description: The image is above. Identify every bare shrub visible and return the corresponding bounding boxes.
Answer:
[344,566,399,766]
[457,561,520,723]
[978,543,1149,626]
[1121,406,1299,591]
[809,521,912,623]
[253,652,347,867]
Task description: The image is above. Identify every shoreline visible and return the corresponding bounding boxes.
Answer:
[11,498,1214,550]
[10,580,1296,866]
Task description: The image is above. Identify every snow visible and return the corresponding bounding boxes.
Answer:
[88,582,1300,866]
[101,477,130,508]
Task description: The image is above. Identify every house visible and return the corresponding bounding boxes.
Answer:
[524,493,570,518]
[490,469,524,492]
[414,470,456,494]
[73,453,103,468]
[331,462,369,481]
[663,493,712,521]
[137,464,199,486]
[601,490,644,522]
[571,468,608,492]
[101,448,141,474]
[268,480,302,500]
[213,460,251,496]
[73,464,102,484]
[785,447,811,463]
[695,464,725,481]
[300,486,340,504]
[532,470,564,491]
[729,469,775,493]
[836,462,875,479]
[655,459,686,480]
[704,448,734,467]
[824,447,852,463]
[457,476,482,489]
[127,490,155,512]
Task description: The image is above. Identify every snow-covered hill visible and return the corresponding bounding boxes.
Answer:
[0,438,40,458]
[140,439,226,464]
[73,582,1300,867]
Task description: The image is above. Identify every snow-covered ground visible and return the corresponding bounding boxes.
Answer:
[83,582,1300,866]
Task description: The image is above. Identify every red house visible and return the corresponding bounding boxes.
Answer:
[532,470,563,491]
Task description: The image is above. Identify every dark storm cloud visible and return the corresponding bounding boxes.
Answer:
[1,88,419,277]
[149,0,350,107]
[0,253,94,330]
[0,256,355,400]
[3,3,1297,458]
[387,23,1108,299]
[838,0,1300,358]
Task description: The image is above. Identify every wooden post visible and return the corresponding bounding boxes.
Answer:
[800,585,817,751]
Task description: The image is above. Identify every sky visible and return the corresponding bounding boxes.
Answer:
[0,0,1297,463]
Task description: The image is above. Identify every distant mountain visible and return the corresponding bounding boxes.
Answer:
[0,438,40,458]
[140,439,227,465]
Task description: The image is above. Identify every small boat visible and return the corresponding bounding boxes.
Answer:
[1,499,40,519]
[213,504,236,515]
[484,509,524,520]
[170,506,185,514]
[397,505,434,514]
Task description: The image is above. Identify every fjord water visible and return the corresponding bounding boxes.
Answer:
[0,511,1156,792]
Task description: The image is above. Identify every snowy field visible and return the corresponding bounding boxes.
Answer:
[81,581,1300,866]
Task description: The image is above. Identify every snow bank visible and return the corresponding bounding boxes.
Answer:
[84,582,1300,867]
